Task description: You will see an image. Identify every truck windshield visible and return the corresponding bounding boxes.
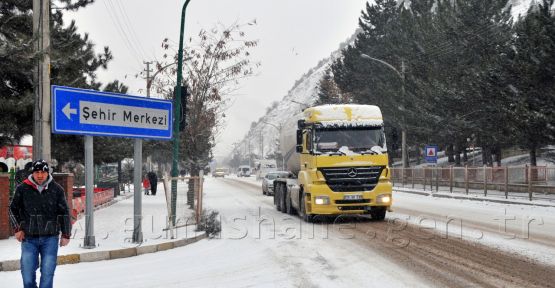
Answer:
[314,127,385,153]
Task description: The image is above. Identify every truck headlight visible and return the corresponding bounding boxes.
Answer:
[314,196,330,205]
[376,194,391,204]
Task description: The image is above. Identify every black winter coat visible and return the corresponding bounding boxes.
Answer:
[9,177,72,238]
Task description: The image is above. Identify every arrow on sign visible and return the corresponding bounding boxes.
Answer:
[62,103,77,120]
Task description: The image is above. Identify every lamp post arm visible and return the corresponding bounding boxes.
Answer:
[360,54,403,80]
[261,121,280,131]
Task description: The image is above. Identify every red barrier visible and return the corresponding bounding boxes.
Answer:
[71,187,114,223]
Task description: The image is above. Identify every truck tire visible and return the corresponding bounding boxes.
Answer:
[298,192,313,223]
[285,189,297,215]
[262,187,266,195]
[280,185,287,214]
[275,183,282,211]
[370,207,387,221]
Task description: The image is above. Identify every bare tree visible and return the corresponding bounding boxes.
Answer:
[151,21,259,205]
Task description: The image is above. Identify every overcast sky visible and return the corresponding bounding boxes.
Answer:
[63,0,370,157]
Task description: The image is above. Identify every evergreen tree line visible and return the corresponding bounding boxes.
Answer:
[0,0,135,169]
[320,0,555,166]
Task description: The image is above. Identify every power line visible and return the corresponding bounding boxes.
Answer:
[102,0,143,69]
[112,0,152,60]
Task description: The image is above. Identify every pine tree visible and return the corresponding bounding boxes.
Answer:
[315,68,344,105]
[502,0,555,166]
[0,0,113,148]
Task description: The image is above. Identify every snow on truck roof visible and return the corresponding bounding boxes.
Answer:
[303,104,383,127]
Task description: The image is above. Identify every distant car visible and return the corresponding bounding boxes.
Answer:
[212,168,227,178]
[262,171,292,196]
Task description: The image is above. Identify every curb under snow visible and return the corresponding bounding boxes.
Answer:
[0,233,207,272]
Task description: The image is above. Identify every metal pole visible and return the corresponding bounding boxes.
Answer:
[32,0,51,162]
[132,139,143,243]
[528,165,532,201]
[484,165,488,197]
[197,170,204,225]
[171,0,191,226]
[465,165,469,195]
[449,166,453,193]
[505,166,508,199]
[436,166,439,192]
[84,136,95,248]
[401,60,408,169]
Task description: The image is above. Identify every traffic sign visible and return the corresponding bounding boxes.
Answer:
[52,86,173,140]
[425,145,438,164]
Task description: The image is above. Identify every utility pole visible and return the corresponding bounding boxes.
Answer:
[144,61,153,97]
[132,60,153,244]
[144,61,153,171]
[32,0,51,162]
[260,131,264,159]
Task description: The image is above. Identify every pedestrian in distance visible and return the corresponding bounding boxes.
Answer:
[147,171,158,196]
[9,159,72,288]
[143,176,150,195]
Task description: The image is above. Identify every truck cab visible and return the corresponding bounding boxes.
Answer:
[273,104,392,221]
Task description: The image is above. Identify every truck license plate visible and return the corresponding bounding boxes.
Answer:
[344,194,363,200]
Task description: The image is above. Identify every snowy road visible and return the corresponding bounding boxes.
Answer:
[1,176,555,287]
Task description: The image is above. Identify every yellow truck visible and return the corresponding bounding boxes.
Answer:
[273,104,392,221]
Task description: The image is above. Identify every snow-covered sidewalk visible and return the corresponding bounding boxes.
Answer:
[0,182,204,271]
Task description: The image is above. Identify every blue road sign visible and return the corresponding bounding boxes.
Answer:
[425,145,439,164]
[52,86,173,140]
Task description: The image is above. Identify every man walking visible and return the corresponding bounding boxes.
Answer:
[9,159,72,288]
[147,171,158,196]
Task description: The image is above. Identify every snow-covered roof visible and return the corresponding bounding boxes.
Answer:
[303,104,383,126]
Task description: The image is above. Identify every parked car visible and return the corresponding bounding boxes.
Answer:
[262,171,292,195]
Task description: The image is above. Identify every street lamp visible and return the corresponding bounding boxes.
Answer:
[261,121,284,170]
[289,100,309,111]
[360,53,408,168]
[171,0,192,227]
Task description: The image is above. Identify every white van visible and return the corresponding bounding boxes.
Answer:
[237,165,251,177]
[255,159,277,180]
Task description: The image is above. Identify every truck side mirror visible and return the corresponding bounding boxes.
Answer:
[296,130,302,145]
[297,120,305,129]
[296,145,303,153]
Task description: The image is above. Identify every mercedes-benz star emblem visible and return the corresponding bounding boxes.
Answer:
[347,168,357,178]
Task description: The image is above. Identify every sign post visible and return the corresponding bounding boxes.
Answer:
[425,145,438,164]
[52,86,173,247]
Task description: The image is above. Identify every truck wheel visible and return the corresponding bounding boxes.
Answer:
[370,207,387,221]
[285,190,297,215]
[275,184,282,211]
[298,192,313,223]
[262,187,266,195]
[280,187,287,214]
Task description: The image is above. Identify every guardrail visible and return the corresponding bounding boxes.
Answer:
[71,187,115,222]
[391,166,555,201]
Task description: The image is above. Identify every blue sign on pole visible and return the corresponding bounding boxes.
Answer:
[52,86,173,140]
[425,145,439,164]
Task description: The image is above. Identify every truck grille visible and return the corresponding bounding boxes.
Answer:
[338,206,368,211]
[319,166,384,192]
[335,199,371,204]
